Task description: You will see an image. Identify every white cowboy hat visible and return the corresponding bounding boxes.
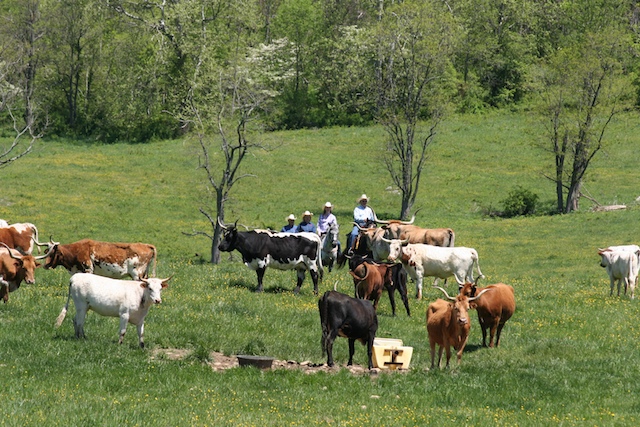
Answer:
[358,194,368,202]
[286,214,296,221]
[323,202,333,209]
[302,210,313,217]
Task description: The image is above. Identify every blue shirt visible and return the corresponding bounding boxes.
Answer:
[298,221,316,233]
[281,224,298,233]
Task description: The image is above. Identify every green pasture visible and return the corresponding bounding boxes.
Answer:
[0,110,639,426]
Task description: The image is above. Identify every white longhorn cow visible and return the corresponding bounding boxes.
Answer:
[386,240,484,300]
[55,273,171,348]
[598,248,640,299]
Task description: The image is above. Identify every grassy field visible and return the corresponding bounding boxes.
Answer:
[0,109,639,426]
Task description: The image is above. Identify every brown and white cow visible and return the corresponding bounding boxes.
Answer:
[426,286,490,369]
[0,222,48,255]
[0,242,45,302]
[459,282,516,348]
[44,239,157,280]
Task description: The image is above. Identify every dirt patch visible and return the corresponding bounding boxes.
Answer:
[152,348,408,375]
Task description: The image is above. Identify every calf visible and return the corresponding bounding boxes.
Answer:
[349,262,393,312]
[460,282,515,347]
[426,286,489,369]
[342,253,410,316]
[598,248,640,298]
[318,290,378,369]
[55,273,171,348]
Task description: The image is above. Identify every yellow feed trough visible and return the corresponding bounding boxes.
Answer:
[372,338,413,370]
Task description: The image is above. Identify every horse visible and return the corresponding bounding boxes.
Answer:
[320,222,341,272]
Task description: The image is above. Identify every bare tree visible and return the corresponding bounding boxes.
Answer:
[539,30,628,213]
[373,1,456,219]
[185,73,266,264]
[0,0,44,169]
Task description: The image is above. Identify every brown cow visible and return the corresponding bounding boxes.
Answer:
[426,286,489,369]
[0,222,47,255]
[44,239,157,280]
[0,243,44,302]
[349,261,394,312]
[460,282,515,348]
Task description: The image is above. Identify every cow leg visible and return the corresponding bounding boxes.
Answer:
[495,322,506,347]
[366,333,375,370]
[309,269,319,296]
[325,333,337,367]
[118,314,129,344]
[137,322,145,349]
[429,340,437,369]
[479,317,488,347]
[256,268,266,293]
[73,308,87,339]
[347,338,356,366]
[416,274,424,300]
[386,284,397,316]
[294,270,306,294]
[488,319,499,348]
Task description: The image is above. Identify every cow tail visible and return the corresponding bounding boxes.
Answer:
[151,245,158,277]
[318,294,329,356]
[448,229,455,247]
[474,250,485,282]
[55,283,72,328]
[317,239,324,281]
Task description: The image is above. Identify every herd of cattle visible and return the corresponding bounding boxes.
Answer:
[1,217,637,370]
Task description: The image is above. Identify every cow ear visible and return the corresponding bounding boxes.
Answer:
[35,262,42,269]
[139,279,149,289]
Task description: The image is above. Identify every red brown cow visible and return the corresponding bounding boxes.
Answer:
[426,286,489,368]
[460,282,516,347]
[0,222,47,255]
[349,261,394,312]
[44,239,157,280]
[0,243,45,302]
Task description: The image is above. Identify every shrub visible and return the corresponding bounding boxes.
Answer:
[501,186,539,217]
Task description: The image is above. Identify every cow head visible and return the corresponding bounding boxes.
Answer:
[435,286,491,325]
[382,237,410,262]
[0,242,42,285]
[218,219,239,252]
[42,238,62,270]
[140,276,171,304]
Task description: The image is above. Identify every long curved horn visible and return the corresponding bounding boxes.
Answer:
[400,215,416,225]
[373,212,390,224]
[468,288,492,302]
[217,217,228,230]
[161,274,174,283]
[352,222,369,231]
[433,286,455,301]
[34,252,51,260]
[0,242,20,260]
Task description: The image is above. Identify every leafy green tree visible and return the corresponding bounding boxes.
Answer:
[537,27,635,213]
[372,0,458,219]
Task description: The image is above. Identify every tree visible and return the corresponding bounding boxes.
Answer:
[538,28,634,213]
[372,0,457,219]
[0,0,44,168]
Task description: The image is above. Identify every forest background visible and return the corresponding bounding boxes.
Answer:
[2,0,639,141]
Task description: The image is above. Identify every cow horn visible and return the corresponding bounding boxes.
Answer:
[468,288,491,302]
[352,222,367,231]
[161,274,173,283]
[33,252,50,260]
[217,217,228,230]
[433,286,455,301]
[401,215,416,225]
[0,242,20,260]
[373,212,390,224]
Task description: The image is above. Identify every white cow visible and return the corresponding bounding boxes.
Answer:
[386,241,484,300]
[55,273,171,348]
[598,249,640,299]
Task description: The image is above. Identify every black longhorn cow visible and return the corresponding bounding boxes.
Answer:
[218,221,323,294]
[318,290,378,369]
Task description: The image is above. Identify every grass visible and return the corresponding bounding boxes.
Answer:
[0,109,639,425]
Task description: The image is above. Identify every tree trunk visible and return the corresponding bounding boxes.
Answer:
[565,180,581,213]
